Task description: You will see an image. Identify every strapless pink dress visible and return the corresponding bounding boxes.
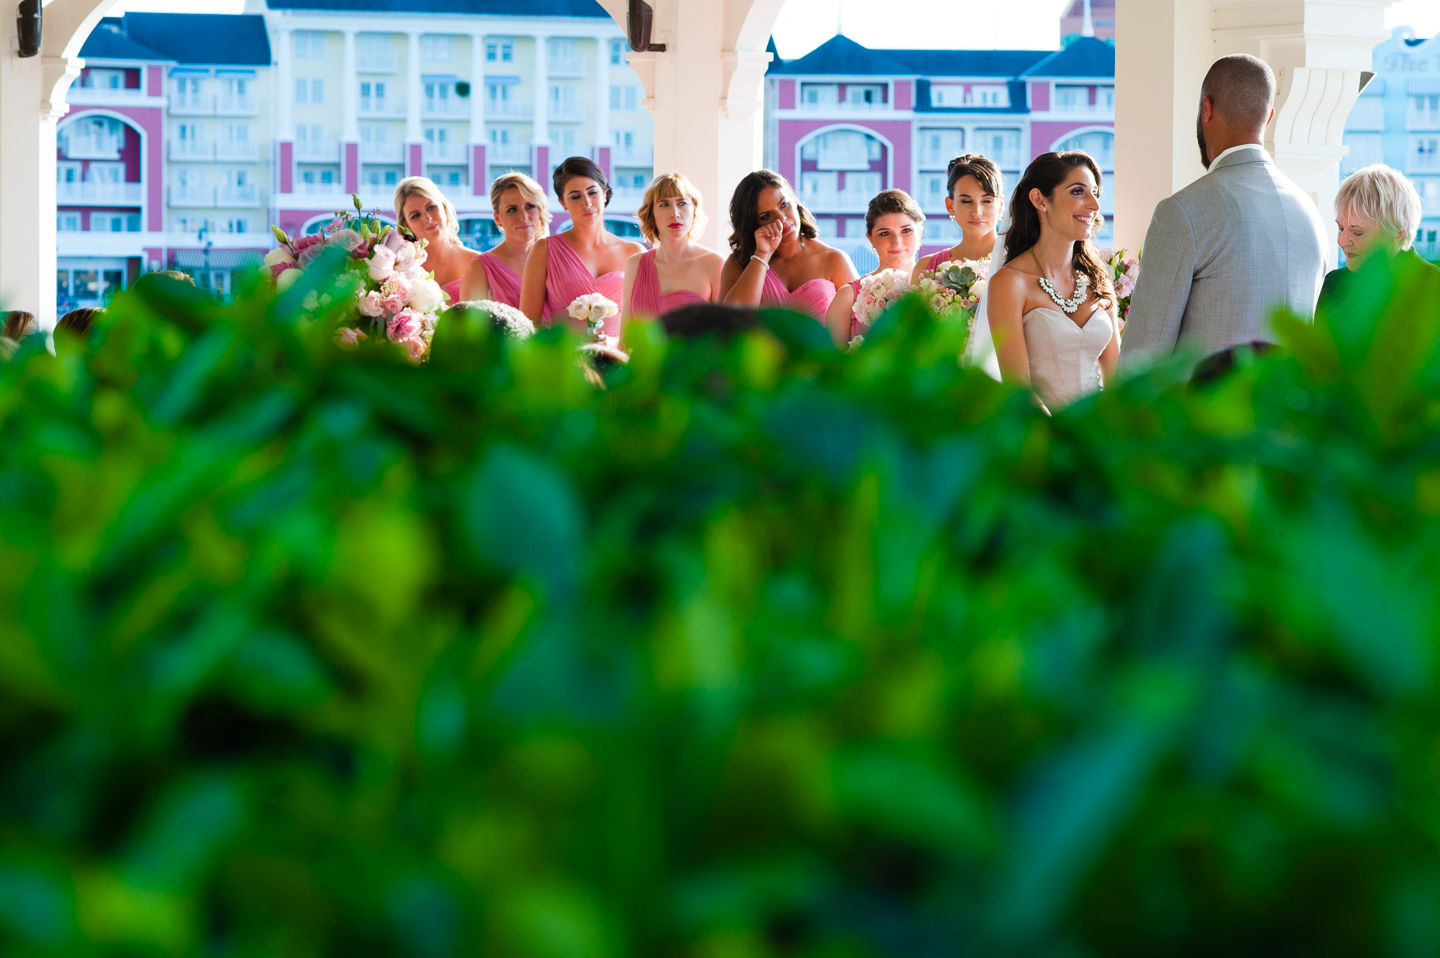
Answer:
[628,249,708,319]
[543,235,624,338]
[474,251,522,308]
[760,268,837,321]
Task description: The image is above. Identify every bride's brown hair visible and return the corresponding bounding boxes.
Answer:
[1003,151,1114,309]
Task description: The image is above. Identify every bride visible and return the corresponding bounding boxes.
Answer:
[981,151,1118,410]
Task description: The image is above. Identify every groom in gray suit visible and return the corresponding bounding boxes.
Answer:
[1119,55,1329,371]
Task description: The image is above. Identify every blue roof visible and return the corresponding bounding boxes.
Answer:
[1021,37,1115,78]
[769,34,1052,79]
[267,0,608,14]
[80,13,271,65]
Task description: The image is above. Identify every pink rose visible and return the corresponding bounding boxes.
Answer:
[358,290,386,317]
[270,261,298,281]
[368,245,396,281]
[335,327,368,349]
[403,337,428,362]
[292,233,324,252]
[298,244,326,268]
[379,275,412,314]
[387,308,420,343]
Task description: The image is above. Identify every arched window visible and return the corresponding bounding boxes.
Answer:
[1055,130,1115,171]
[797,128,888,214]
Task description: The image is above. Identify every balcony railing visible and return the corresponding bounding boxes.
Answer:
[486,100,533,119]
[488,142,530,164]
[216,140,258,161]
[170,92,213,114]
[361,141,405,163]
[611,145,653,166]
[797,99,890,113]
[357,50,397,73]
[1409,107,1440,131]
[57,180,144,205]
[357,185,396,206]
[297,180,342,195]
[69,85,145,102]
[217,184,259,206]
[549,57,585,77]
[61,136,123,160]
[169,139,214,160]
[549,101,584,122]
[295,139,338,162]
[359,98,403,117]
[1410,149,1440,173]
[423,97,468,118]
[169,184,214,207]
[216,93,258,115]
[1422,193,1440,218]
[426,140,465,163]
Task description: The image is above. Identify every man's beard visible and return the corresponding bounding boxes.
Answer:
[1197,113,1211,169]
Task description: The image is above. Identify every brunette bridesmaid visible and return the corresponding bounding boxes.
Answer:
[912,154,1005,280]
[394,176,478,305]
[622,173,723,322]
[519,156,646,339]
[720,169,855,321]
[824,190,924,346]
[459,172,549,307]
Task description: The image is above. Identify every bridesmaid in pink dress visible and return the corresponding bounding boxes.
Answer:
[394,176,478,305]
[519,156,645,339]
[824,190,925,346]
[910,154,1004,283]
[622,173,723,325]
[459,172,549,307]
[719,170,856,322]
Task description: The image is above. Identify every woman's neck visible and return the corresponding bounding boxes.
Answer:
[952,230,996,261]
[772,232,804,262]
[877,255,915,274]
[424,232,453,259]
[1030,230,1077,276]
[501,233,535,259]
[565,220,605,246]
[654,235,692,263]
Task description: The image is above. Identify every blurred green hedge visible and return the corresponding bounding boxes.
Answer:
[3,256,1440,957]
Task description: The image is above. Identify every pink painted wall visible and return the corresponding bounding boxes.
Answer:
[594,144,611,184]
[1029,120,1112,158]
[472,144,487,194]
[343,142,359,193]
[62,106,164,231]
[1029,81,1050,112]
[894,81,912,111]
[776,118,914,193]
[408,143,423,177]
[779,80,795,110]
[278,141,293,193]
[147,66,161,96]
[534,145,550,193]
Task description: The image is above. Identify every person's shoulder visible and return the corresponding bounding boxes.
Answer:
[625,247,647,270]
[619,238,647,257]
[531,235,551,254]
[692,246,725,268]
[989,262,1031,294]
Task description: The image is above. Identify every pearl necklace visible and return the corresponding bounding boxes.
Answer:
[1030,247,1089,315]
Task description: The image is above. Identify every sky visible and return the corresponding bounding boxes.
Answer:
[105,0,1440,54]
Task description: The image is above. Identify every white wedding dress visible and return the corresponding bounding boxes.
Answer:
[968,275,1113,408]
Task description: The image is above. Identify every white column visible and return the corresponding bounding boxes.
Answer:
[532,34,549,144]
[341,30,358,142]
[276,26,293,141]
[626,0,773,251]
[470,33,487,193]
[406,31,423,154]
[593,35,610,160]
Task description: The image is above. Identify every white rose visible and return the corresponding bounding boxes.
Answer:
[408,278,444,314]
[970,279,987,298]
[264,247,296,267]
[276,268,303,293]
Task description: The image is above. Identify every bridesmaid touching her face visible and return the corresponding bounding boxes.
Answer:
[720,169,856,321]
[459,172,549,307]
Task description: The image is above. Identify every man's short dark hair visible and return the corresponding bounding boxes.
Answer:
[1201,54,1276,130]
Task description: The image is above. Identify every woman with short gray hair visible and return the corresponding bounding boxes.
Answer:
[1317,164,1435,314]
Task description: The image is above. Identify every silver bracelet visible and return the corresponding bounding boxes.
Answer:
[751,254,768,270]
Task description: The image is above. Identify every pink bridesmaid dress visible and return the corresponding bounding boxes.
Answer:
[760,267,837,321]
[628,249,708,318]
[846,277,865,341]
[543,235,625,338]
[439,250,481,306]
[473,251,523,308]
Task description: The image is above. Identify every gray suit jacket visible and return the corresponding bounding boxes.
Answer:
[1118,148,1328,371]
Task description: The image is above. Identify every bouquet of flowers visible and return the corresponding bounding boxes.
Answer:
[449,299,536,341]
[852,268,912,334]
[916,258,990,316]
[265,196,446,363]
[568,293,620,344]
[1102,247,1141,329]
